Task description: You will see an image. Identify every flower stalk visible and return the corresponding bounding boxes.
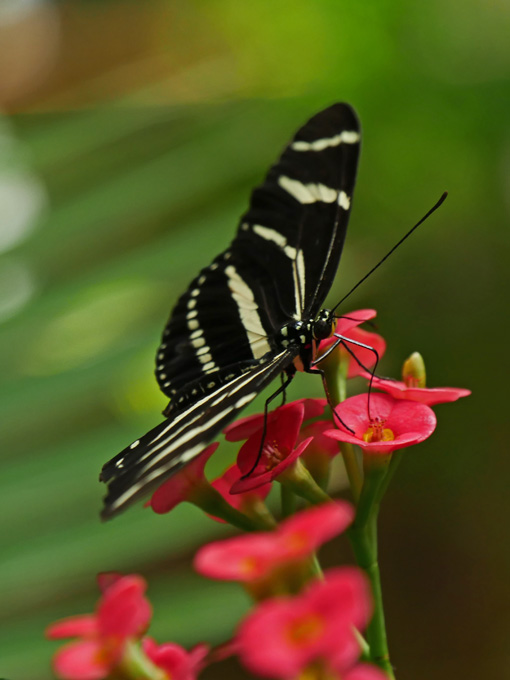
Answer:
[278,460,332,505]
[191,484,275,531]
[349,507,394,678]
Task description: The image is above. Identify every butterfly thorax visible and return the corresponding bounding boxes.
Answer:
[276,309,335,373]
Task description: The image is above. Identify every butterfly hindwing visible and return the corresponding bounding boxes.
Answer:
[100,350,294,518]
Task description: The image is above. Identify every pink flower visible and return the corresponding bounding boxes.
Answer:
[194,532,282,583]
[277,502,354,556]
[236,567,372,678]
[143,638,208,680]
[362,372,471,406]
[224,398,326,442]
[209,464,271,523]
[294,420,341,486]
[194,502,354,583]
[46,575,152,680]
[299,420,339,460]
[148,443,219,514]
[318,309,386,378]
[229,402,313,494]
[326,393,436,455]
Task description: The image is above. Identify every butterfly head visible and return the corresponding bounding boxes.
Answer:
[313,309,336,342]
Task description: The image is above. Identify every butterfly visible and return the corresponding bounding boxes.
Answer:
[100,103,361,519]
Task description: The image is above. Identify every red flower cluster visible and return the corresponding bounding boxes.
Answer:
[194,503,385,679]
[46,308,470,680]
[146,310,470,516]
[46,575,207,680]
[148,398,329,515]
[237,568,385,680]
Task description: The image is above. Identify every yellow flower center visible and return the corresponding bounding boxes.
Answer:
[286,613,324,646]
[240,556,261,576]
[363,418,394,444]
[284,530,308,552]
[298,663,337,680]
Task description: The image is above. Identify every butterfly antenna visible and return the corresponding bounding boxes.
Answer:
[331,191,448,314]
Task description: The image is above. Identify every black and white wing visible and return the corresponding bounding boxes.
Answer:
[155,103,361,399]
[101,351,292,518]
[100,103,361,519]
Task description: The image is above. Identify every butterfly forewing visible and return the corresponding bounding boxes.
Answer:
[155,104,360,397]
[241,103,360,319]
[101,103,361,518]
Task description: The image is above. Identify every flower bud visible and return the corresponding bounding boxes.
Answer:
[402,352,426,388]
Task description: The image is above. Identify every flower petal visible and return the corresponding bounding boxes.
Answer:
[46,615,97,640]
[194,533,281,582]
[209,464,271,523]
[143,638,209,680]
[237,597,323,678]
[233,438,313,493]
[327,393,436,454]
[300,420,340,460]
[279,501,354,556]
[343,327,387,378]
[148,443,219,514]
[223,412,265,442]
[52,639,110,680]
[336,309,378,334]
[307,567,373,632]
[225,399,325,443]
[363,373,471,405]
[236,402,305,477]
[97,575,151,639]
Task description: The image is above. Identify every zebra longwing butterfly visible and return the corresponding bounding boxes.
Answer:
[100,103,361,519]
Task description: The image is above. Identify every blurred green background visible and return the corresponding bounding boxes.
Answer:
[0,1,508,678]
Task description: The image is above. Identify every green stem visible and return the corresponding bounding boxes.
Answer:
[279,460,332,505]
[120,640,167,680]
[281,484,297,518]
[309,553,324,579]
[375,450,404,504]
[349,510,395,678]
[355,462,389,527]
[192,484,274,531]
[318,347,347,407]
[340,442,363,502]
[354,628,371,661]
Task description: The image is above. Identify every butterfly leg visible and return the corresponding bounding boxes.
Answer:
[331,334,380,418]
[313,333,380,421]
[241,367,296,478]
[331,334,380,376]
[306,363,355,434]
